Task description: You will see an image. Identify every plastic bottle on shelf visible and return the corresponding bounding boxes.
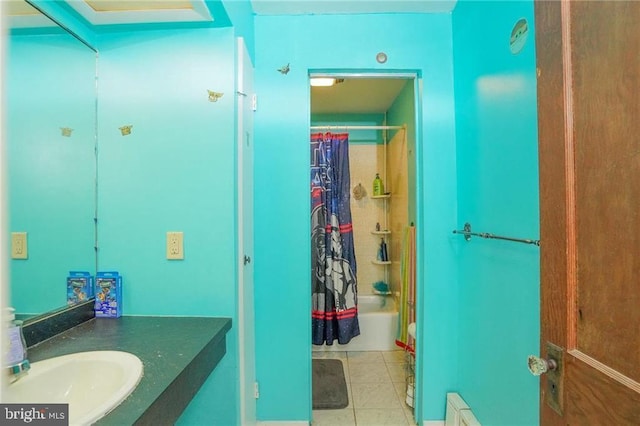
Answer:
[380,238,389,262]
[373,173,384,196]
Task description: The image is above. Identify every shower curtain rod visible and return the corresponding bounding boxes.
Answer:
[310,125,405,131]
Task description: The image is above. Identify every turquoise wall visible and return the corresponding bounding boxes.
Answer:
[452,1,539,425]
[7,32,96,314]
[221,0,255,63]
[96,27,239,425]
[5,2,543,424]
[253,13,459,422]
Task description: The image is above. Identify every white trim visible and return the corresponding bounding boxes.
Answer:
[66,0,212,26]
[256,422,309,426]
[310,125,404,131]
[309,72,418,80]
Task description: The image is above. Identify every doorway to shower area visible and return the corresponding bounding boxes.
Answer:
[309,72,420,425]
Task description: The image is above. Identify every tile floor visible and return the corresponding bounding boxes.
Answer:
[312,350,416,426]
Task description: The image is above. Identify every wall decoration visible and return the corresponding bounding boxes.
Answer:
[207,90,224,102]
[510,18,529,54]
[353,182,366,200]
[376,52,388,64]
[277,63,290,75]
[60,127,73,137]
[119,125,133,136]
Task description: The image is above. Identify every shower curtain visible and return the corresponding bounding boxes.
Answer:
[311,132,360,345]
[396,224,416,353]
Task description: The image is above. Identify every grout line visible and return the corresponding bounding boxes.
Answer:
[345,351,356,424]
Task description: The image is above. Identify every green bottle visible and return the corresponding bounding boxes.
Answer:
[373,173,383,196]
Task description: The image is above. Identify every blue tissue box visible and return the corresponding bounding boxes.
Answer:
[67,271,94,306]
[95,271,122,318]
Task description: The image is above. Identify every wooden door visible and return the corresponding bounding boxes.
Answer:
[535,1,640,424]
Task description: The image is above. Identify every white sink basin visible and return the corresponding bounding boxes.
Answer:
[6,351,143,426]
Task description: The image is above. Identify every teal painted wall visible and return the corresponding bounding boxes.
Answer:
[7,32,96,315]
[96,28,239,425]
[253,13,459,422]
[452,1,540,425]
[5,2,542,424]
[221,0,255,63]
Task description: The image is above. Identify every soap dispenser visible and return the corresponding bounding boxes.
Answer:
[5,307,29,380]
[373,173,384,196]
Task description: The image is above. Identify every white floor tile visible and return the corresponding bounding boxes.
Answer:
[312,408,356,426]
[351,382,403,409]
[392,381,415,423]
[385,362,408,383]
[382,350,406,364]
[355,408,410,425]
[313,350,411,424]
[348,351,385,364]
[349,362,392,383]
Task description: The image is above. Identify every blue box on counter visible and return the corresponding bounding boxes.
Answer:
[95,271,122,318]
[67,271,94,306]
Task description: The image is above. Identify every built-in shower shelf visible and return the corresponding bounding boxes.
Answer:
[371,260,391,265]
[371,230,391,235]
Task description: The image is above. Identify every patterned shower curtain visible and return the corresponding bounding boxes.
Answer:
[311,132,360,345]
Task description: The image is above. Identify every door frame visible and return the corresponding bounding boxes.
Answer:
[236,36,256,426]
[307,70,424,422]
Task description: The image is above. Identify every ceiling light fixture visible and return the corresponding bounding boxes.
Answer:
[310,77,336,87]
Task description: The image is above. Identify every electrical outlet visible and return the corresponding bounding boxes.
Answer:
[166,232,184,260]
[11,232,28,259]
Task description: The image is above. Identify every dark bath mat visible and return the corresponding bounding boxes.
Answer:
[312,358,349,410]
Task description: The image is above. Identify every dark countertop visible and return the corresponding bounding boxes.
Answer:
[27,316,232,425]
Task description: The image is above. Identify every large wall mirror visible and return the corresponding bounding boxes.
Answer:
[6,0,98,318]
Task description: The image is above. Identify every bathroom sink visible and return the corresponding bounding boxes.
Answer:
[5,351,143,426]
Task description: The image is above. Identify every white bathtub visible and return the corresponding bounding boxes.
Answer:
[312,294,399,352]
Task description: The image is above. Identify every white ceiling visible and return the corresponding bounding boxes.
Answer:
[311,78,411,115]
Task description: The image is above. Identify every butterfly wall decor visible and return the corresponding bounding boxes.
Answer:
[277,63,290,75]
[208,90,224,102]
[60,127,73,137]
[119,125,133,136]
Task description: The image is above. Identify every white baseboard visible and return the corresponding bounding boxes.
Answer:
[256,422,309,426]
[424,421,445,426]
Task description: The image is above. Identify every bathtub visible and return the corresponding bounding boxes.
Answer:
[312,294,399,352]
